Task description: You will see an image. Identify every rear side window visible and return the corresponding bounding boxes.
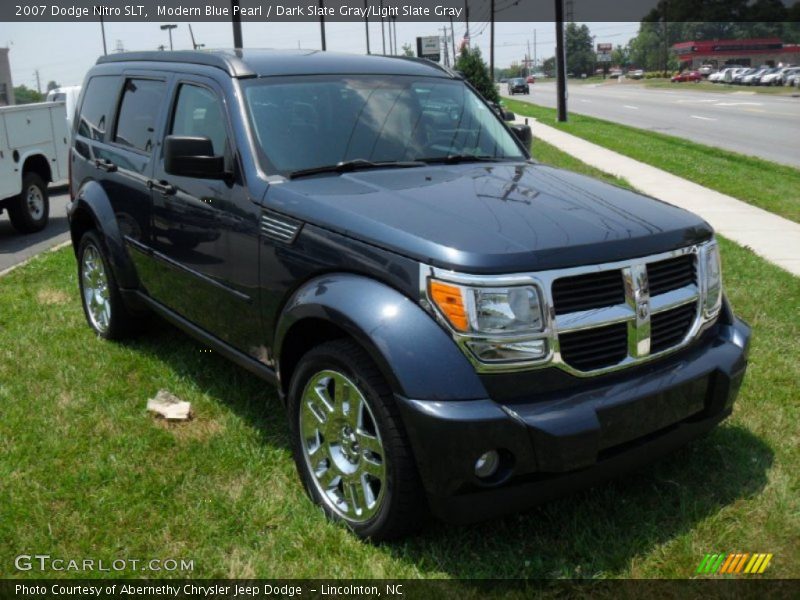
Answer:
[77,75,119,141]
[114,79,166,153]
[170,84,227,155]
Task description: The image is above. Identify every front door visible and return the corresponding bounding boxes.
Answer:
[147,78,262,354]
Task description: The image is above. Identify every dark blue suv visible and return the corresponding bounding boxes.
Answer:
[67,49,751,540]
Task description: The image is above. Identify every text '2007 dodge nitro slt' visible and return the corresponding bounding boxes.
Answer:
[67,49,751,540]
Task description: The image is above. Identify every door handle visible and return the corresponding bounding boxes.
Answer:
[148,179,176,195]
[94,158,117,172]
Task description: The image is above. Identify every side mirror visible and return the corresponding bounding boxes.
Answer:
[503,110,516,122]
[510,124,532,148]
[164,135,225,179]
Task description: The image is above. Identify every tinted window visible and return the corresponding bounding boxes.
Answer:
[77,76,119,141]
[170,84,227,155]
[114,79,166,153]
[243,75,523,175]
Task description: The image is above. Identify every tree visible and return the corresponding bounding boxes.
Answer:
[542,56,556,76]
[14,85,43,105]
[46,80,60,92]
[611,45,630,69]
[401,43,414,57]
[455,46,499,103]
[565,22,595,77]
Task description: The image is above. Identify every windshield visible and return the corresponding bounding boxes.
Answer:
[242,75,524,177]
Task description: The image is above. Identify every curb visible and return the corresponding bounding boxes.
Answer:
[0,239,72,278]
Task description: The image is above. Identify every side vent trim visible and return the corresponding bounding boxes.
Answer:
[261,211,302,244]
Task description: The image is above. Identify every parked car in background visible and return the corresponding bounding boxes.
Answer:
[628,69,645,79]
[698,64,715,76]
[0,100,69,233]
[785,68,800,87]
[507,77,529,95]
[525,75,535,84]
[671,70,702,82]
[742,68,768,85]
[769,66,798,86]
[728,67,751,83]
[67,49,749,540]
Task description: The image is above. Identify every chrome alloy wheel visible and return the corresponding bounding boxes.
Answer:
[81,244,111,333]
[299,370,387,523]
[26,185,45,220]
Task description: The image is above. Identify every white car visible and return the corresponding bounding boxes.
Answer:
[724,67,748,83]
[776,67,800,86]
[742,68,768,85]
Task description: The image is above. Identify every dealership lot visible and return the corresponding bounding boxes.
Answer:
[501,81,800,167]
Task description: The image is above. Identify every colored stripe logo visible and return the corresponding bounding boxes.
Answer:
[696,553,773,574]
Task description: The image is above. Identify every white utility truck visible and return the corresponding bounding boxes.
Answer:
[0,101,69,233]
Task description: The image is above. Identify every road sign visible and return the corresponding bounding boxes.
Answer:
[597,43,613,52]
[417,36,441,62]
[597,52,612,63]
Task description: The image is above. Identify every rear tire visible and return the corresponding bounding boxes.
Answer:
[77,230,139,340]
[288,339,427,541]
[8,172,49,233]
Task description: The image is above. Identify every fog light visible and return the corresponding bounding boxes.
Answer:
[474,450,500,479]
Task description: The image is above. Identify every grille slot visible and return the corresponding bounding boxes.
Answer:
[261,211,302,243]
[552,269,625,315]
[648,254,696,295]
[651,303,696,353]
[559,322,628,371]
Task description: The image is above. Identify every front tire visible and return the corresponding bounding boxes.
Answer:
[8,172,49,233]
[288,339,426,541]
[77,231,139,340]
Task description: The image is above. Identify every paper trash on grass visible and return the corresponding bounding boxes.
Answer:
[147,389,192,421]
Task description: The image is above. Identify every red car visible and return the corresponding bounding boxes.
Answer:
[526,75,535,84]
[671,71,702,82]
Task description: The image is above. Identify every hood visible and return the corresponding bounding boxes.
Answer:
[264,162,712,273]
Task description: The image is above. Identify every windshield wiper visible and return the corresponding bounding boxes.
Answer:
[414,154,516,165]
[288,159,425,179]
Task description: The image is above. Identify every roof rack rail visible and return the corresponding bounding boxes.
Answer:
[96,50,257,78]
[388,55,460,78]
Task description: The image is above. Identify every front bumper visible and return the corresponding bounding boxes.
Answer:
[396,317,751,523]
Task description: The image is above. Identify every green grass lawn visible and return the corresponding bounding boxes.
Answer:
[1,148,798,579]
[504,99,800,224]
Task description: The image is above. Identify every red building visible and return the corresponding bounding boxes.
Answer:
[672,38,800,69]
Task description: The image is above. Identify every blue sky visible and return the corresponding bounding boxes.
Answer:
[2,20,640,88]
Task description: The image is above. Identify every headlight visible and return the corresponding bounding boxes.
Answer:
[428,279,547,363]
[702,241,723,317]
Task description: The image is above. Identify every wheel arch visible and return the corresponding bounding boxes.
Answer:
[68,180,140,290]
[21,152,53,183]
[274,274,488,403]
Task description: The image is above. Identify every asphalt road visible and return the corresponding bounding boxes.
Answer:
[0,188,71,275]
[501,81,800,168]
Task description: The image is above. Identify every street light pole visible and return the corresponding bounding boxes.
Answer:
[160,24,177,51]
[231,0,243,49]
[319,0,327,50]
[379,0,386,54]
[99,13,107,55]
[489,0,495,81]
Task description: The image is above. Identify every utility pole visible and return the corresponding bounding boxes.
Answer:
[34,70,41,94]
[379,0,386,54]
[555,0,568,121]
[490,0,495,81]
[441,27,450,66]
[527,40,531,76]
[393,17,398,55]
[449,17,456,63]
[231,0,243,49]
[99,12,107,55]
[533,29,537,69]
[364,0,370,54]
[464,0,469,48]
[160,24,177,51]
[319,0,327,50]
[388,16,394,54]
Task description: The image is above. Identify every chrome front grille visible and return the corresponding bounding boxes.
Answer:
[424,244,712,376]
[552,250,700,373]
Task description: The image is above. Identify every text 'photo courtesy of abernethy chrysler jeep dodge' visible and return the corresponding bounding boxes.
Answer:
[66,49,751,541]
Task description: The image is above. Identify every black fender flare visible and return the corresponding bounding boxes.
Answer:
[67,180,140,290]
[274,273,488,401]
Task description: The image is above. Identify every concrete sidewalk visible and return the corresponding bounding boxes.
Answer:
[520,117,800,277]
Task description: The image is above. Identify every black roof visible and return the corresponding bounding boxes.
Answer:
[96,49,456,79]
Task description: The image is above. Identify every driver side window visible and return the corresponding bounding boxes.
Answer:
[170,84,228,156]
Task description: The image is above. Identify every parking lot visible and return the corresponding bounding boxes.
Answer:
[501,81,800,167]
[0,187,70,274]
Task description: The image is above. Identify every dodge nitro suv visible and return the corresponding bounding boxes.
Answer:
[67,50,751,540]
